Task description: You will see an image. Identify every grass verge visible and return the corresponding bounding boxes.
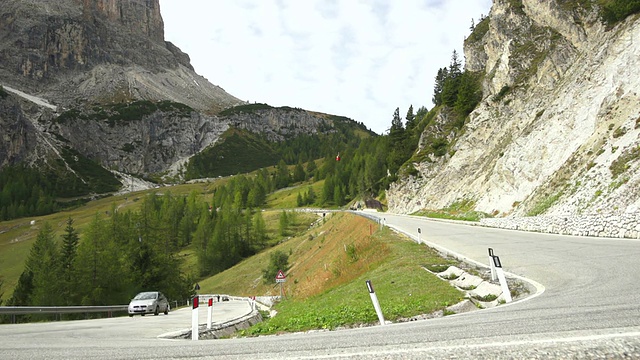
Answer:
[229,215,463,335]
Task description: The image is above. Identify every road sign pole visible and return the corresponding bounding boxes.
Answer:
[207,297,213,330]
[365,280,385,326]
[276,270,287,299]
[492,256,512,303]
[489,248,497,281]
[191,296,199,341]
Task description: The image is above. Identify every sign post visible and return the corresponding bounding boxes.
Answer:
[488,248,496,281]
[207,297,213,330]
[276,270,286,298]
[365,280,385,326]
[191,296,199,341]
[492,256,512,303]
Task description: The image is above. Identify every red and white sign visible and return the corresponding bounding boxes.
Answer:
[275,270,286,283]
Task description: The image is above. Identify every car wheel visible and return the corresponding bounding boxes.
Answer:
[154,306,159,316]
[129,314,133,317]
[164,305,169,315]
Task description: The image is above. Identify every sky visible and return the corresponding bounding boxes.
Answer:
[160,0,493,135]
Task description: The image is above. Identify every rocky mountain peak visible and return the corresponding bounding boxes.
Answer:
[79,0,164,42]
[0,0,238,111]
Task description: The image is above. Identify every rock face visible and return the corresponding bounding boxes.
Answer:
[388,0,640,218]
[0,0,243,179]
[0,0,241,112]
[0,1,363,185]
[226,108,332,141]
[0,93,37,168]
[54,106,229,175]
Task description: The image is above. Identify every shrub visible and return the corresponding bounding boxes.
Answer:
[599,0,640,25]
[493,85,511,102]
[610,146,640,177]
[466,17,490,44]
[262,250,289,284]
[613,127,627,138]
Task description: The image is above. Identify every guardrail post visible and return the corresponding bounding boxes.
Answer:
[492,256,512,303]
[489,248,496,281]
[365,280,385,325]
[207,297,213,330]
[192,296,199,341]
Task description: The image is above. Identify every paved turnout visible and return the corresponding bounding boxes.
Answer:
[1,213,640,359]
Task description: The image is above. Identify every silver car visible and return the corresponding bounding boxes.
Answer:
[128,291,170,316]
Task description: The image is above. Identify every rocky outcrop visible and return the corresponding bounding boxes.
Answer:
[388,0,640,218]
[225,108,332,141]
[55,107,229,176]
[0,0,241,111]
[0,93,38,167]
[79,0,165,42]
[0,0,242,181]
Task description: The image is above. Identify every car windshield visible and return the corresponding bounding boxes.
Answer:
[133,292,157,300]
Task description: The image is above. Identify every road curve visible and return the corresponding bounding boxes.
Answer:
[2,213,640,359]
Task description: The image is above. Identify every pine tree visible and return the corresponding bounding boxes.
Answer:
[405,105,416,131]
[306,160,317,179]
[433,67,448,106]
[28,223,61,306]
[333,184,344,206]
[252,211,268,248]
[275,160,290,189]
[389,107,404,136]
[60,217,80,305]
[279,210,289,236]
[293,161,306,183]
[306,186,316,205]
[387,108,408,176]
[455,71,482,118]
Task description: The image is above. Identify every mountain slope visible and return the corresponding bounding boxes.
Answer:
[0,0,241,113]
[389,0,640,218]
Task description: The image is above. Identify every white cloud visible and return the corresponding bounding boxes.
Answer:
[160,0,492,134]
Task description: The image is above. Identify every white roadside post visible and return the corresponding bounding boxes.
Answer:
[417,228,422,244]
[366,280,385,326]
[191,296,199,341]
[207,297,213,330]
[488,248,497,281]
[492,256,512,303]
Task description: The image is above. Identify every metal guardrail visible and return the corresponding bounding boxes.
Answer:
[0,305,127,316]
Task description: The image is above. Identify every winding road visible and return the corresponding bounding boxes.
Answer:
[2,213,640,359]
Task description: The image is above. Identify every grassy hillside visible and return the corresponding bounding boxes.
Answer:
[0,181,217,300]
[1,178,465,333]
[197,212,464,334]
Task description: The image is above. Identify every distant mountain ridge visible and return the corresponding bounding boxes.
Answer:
[0,0,371,204]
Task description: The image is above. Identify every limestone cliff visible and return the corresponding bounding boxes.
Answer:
[388,0,640,217]
[0,1,365,188]
[0,0,241,112]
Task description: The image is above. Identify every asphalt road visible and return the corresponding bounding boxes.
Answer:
[2,213,640,359]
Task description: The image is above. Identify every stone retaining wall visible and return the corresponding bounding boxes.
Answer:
[480,213,640,239]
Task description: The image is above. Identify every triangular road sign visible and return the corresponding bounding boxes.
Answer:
[276,270,286,280]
